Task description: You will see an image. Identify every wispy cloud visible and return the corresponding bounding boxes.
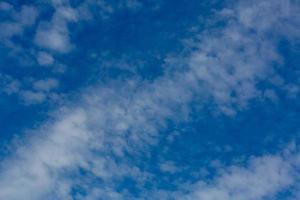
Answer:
[0,4,38,47]
[0,74,61,105]
[181,145,300,200]
[36,51,55,66]
[180,0,300,115]
[0,0,299,199]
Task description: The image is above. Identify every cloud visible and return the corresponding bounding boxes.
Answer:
[36,52,55,66]
[0,73,192,199]
[179,144,300,200]
[0,4,38,46]
[19,80,60,105]
[0,0,299,199]
[20,90,47,104]
[0,2,12,11]
[0,75,60,105]
[0,110,89,199]
[159,161,179,174]
[0,86,164,199]
[122,0,143,10]
[0,74,21,95]
[181,0,300,115]
[35,28,71,52]
[33,78,59,92]
[0,73,299,199]
[34,6,78,53]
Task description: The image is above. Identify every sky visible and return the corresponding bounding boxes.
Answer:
[0,0,300,199]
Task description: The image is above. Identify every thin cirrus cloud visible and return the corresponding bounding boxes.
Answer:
[0,0,299,200]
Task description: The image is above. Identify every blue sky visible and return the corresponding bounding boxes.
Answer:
[0,0,300,199]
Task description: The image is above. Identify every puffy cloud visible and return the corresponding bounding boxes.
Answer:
[20,90,47,104]
[181,149,300,200]
[159,161,179,174]
[0,0,299,199]
[0,4,38,45]
[0,69,299,199]
[33,78,59,92]
[0,80,172,198]
[0,2,12,11]
[0,110,89,199]
[173,0,300,115]
[35,28,71,52]
[0,75,60,105]
[34,6,78,53]
[36,52,55,66]
[0,74,21,95]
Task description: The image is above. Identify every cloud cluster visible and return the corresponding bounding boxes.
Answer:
[0,4,38,47]
[182,0,300,114]
[0,0,299,199]
[0,74,60,105]
[182,147,300,200]
[0,0,149,106]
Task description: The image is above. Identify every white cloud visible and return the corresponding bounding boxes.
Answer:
[159,161,179,173]
[0,2,12,11]
[181,149,300,200]
[33,78,59,92]
[0,110,89,199]
[0,75,190,199]
[0,5,38,45]
[1,72,299,199]
[34,6,78,53]
[15,5,39,26]
[20,79,60,104]
[123,0,142,9]
[174,0,300,115]
[20,90,47,104]
[0,74,21,95]
[36,51,55,66]
[0,75,60,104]
[0,0,299,199]
[34,22,72,53]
